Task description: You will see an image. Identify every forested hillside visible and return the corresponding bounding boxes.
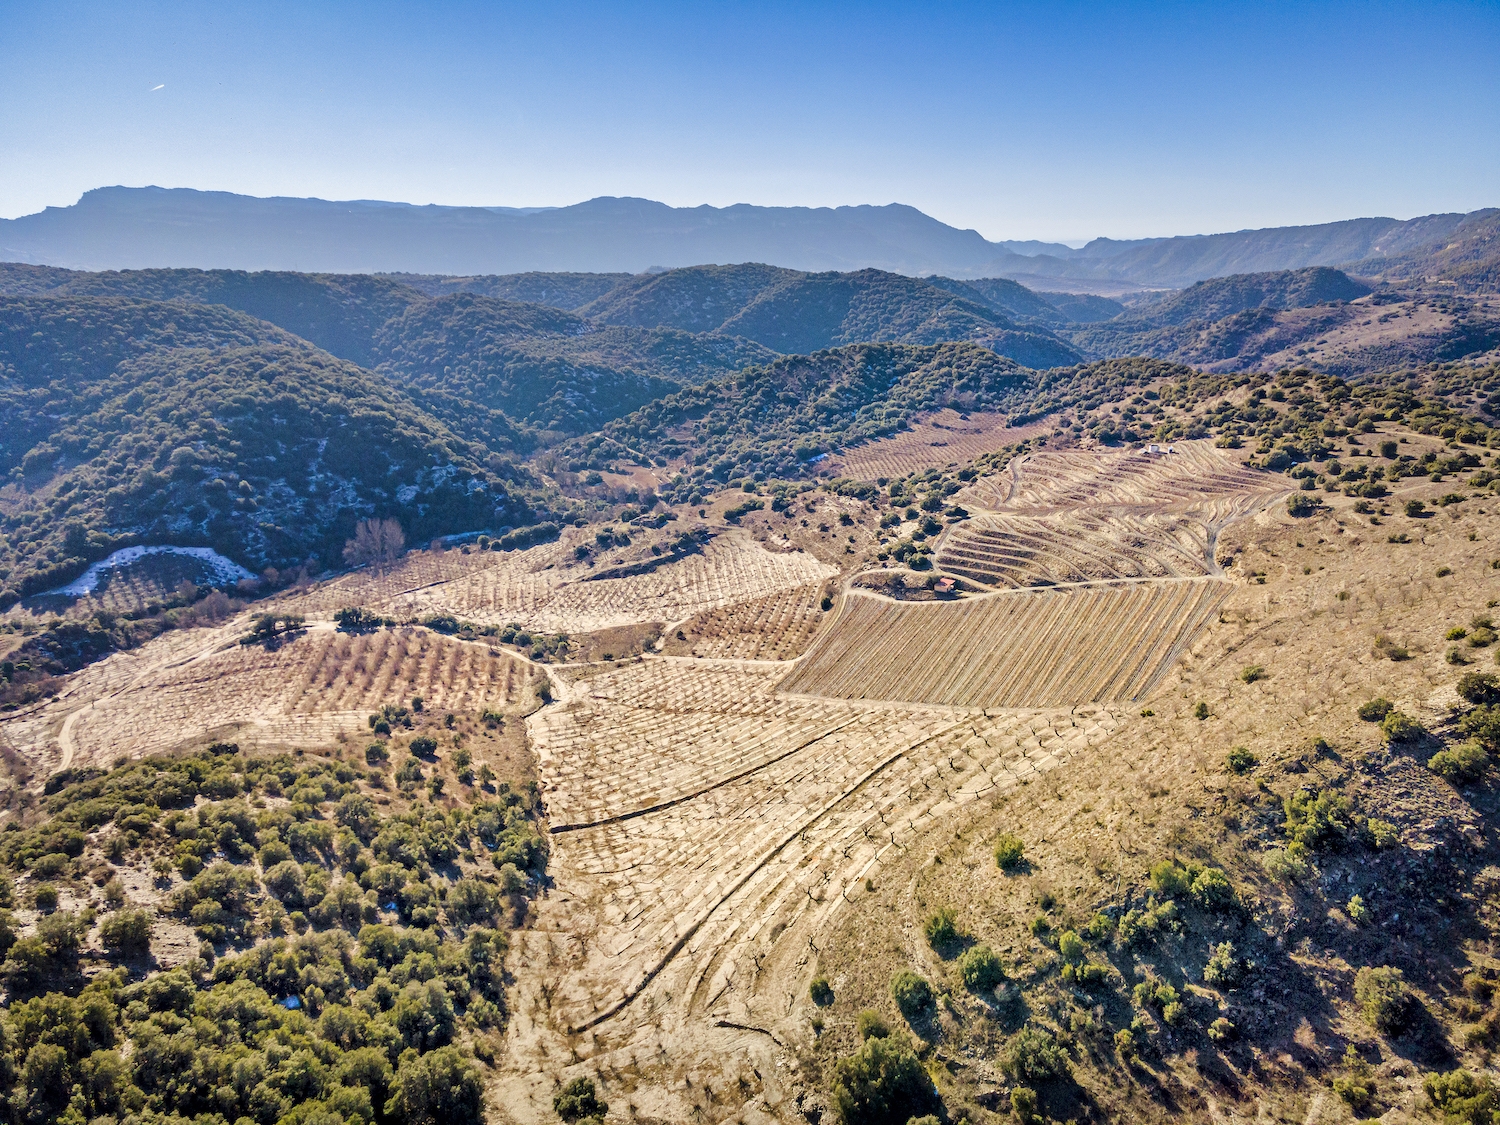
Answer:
[1345,208,1500,294]
[0,297,534,605]
[0,264,424,368]
[380,270,630,309]
[368,293,774,433]
[578,264,1082,365]
[1067,269,1500,375]
[559,342,1038,484]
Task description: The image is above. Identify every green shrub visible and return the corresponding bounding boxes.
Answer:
[35,911,84,955]
[30,852,70,879]
[1226,746,1258,773]
[1429,741,1488,783]
[1380,710,1425,743]
[1358,697,1394,722]
[1424,1069,1495,1125]
[410,735,439,756]
[1133,979,1179,1012]
[1284,788,1354,849]
[994,833,1025,871]
[1011,1086,1040,1124]
[810,977,834,1006]
[856,1010,890,1040]
[1240,665,1267,683]
[921,907,960,950]
[1194,701,1210,720]
[1458,672,1500,705]
[1347,894,1369,923]
[99,908,153,953]
[1083,912,1114,942]
[1355,965,1409,1032]
[1057,930,1085,964]
[1366,818,1400,849]
[958,944,1006,992]
[1333,1045,1377,1114]
[1207,1017,1236,1043]
[32,883,58,911]
[1406,498,1427,517]
[830,1035,940,1125]
[1460,705,1500,752]
[1149,860,1193,898]
[889,970,933,1018]
[1262,846,1309,883]
[1203,941,1244,988]
[1003,1027,1069,1082]
[1191,867,1237,910]
[553,1076,608,1123]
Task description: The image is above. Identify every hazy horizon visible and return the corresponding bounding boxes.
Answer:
[11,185,1496,252]
[3,1,1497,241]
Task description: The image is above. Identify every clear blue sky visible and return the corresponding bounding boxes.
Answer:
[2,1,1497,241]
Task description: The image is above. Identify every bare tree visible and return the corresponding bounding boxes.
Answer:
[342,518,406,575]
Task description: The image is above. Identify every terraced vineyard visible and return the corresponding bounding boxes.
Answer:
[519,660,1119,1040]
[6,622,529,772]
[779,581,1229,709]
[662,582,831,660]
[276,532,835,634]
[832,409,1047,480]
[936,510,1215,588]
[961,438,1280,512]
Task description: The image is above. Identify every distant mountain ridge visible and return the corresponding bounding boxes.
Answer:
[2,186,1495,291]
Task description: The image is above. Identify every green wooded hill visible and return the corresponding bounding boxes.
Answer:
[1345,208,1500,294]
[368,293,775,433]
[1124,266,1372,328]
[0,264,422,369]
[576,264,1083,366]
[381,270,632,309]
[565,341,1026,485]
[0,297,532,606]
[562,350,1202,501]
[925,275,1076,326]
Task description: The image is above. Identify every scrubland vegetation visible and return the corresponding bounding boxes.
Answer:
[0,735,543,1124]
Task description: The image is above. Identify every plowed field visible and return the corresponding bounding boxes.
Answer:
[962,439,1280,512]
[274,533,835,634]
[8,623,530,771]
[523,660,1118,1038]
[779,580,1229,708]
[937,510,1216,588]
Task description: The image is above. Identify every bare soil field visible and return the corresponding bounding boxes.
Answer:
[960,438,1280,513]
[272,529,836,635]
[503,657,1118,1118]
[830,410,1049,481]
[779,581,1229,709]
[937,510,1217,588]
